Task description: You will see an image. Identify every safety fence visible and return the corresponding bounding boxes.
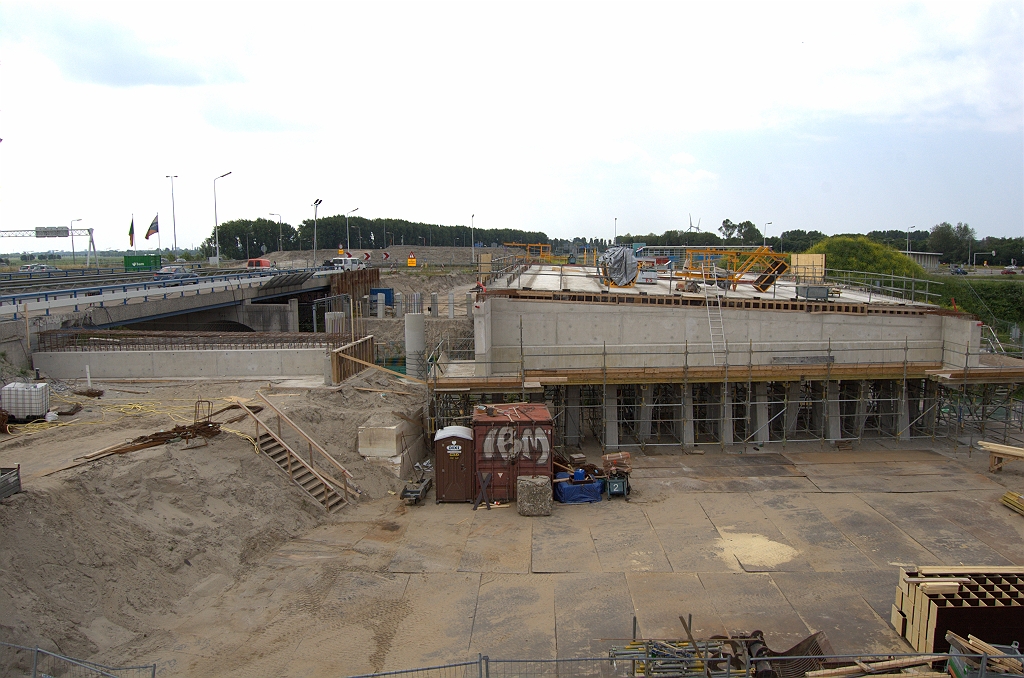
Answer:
[0,642,156,678]
[348,651,1018,678]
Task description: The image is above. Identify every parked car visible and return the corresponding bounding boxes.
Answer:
[328,257,366,271]
[1002,267,1018,275]
[154,265,199,284]
[950,267,968,275]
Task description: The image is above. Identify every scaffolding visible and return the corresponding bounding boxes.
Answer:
[426,336,1024,456]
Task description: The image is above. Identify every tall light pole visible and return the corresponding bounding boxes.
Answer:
[763,222,772,248]
[906,226,915,254]
[614,217,617,245]
[213,171,231,265]
[70,218,81,265]
[471,213,475,263]
[345,207,358,252]
[270,213,282,253]
[166,175,178,258]
[312,199,322,262]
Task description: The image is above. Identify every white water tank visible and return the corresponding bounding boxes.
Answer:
[1,383,50,419]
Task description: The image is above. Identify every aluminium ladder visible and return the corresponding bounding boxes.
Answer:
[702,261,727,366]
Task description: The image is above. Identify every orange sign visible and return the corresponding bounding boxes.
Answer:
[407,252,417,267]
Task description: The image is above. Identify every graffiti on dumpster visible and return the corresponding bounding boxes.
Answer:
[481,426,550,463]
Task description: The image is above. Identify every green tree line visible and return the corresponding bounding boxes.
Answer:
[200,216,548,260]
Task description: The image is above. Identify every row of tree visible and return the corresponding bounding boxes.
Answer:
[198,214,1021,267]
[199,216,548,260]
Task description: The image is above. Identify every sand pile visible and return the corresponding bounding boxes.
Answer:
[0,429,324,658]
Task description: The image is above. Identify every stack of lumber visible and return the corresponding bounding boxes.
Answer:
[1001,491,1024,517]
[891,567,1024,653]
[946,632,1023,676]
[977,440,1024,473]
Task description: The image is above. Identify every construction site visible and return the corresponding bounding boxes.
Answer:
[2,244,1024,678]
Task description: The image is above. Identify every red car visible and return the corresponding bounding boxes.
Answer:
[1002,267,1018,275]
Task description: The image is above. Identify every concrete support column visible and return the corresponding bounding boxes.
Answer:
[853,381,869,437]
[785,382,802,436]
[638,384,653,442]
[565,385,582,446]
[721,383,733,445]
[448,291,455,318]
[376,293,385,319]
[288,298,299,333]
[827,380,842,442]
[466,292,474,318]
[604,384,618,449]
[754,382,769,444]
[810,381,825,436]
[412,292,421,314]
[404,313,426,380]
[878,381,896,435]
[323,349,334,386]
[395,292,404,318]
[682,385,695,447]
[430,292,439,317]
[898,381,911,440]
[922,380,938,431]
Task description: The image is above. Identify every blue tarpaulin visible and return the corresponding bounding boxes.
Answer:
[553,473,603,504]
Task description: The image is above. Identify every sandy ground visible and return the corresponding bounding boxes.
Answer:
[3,379,1024,678]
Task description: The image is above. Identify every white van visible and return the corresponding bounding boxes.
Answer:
[329,257,366,271]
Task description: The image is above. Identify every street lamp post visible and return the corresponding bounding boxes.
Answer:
[345,208,358,252]
[270,213,282,253]
[763,222,772,248]
[471,214,475,263]
[312,199,322,263]
[166,175,178,258]
[614,217,617,245]
[906,226,916,254]
[70,219,81,264]
[213,171,232,265]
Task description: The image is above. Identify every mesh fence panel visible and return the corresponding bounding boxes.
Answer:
[0,643,155,678]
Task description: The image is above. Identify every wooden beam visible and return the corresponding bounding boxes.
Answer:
[334,352,427,385]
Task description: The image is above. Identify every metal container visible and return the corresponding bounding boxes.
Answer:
[473,403,553,502]
[434,426,475,502]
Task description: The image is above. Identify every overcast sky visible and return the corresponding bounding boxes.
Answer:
[1,1,1022,253]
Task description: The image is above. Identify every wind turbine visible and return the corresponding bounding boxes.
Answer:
[687,214,701,232]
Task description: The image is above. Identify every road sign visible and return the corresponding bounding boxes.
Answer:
[35,227,69,238]
[382,252,390,261]
[407,252,417,267]
[362,251,371,261]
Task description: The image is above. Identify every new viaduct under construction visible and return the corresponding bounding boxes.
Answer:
[425,245,1024,454]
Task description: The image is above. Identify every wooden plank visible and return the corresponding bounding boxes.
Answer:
[916,566,1024,575]
[978,441,1024,456]
[335,351,427,385]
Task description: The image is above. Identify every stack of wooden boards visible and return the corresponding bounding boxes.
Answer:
[891,567,1024,653]
[978,440,1024,473]
[1002,491,1024,517]
[945,631,1023,677]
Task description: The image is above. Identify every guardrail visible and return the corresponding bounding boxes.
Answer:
[0,268,322,319]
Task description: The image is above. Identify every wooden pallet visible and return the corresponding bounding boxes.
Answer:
[891,567,1024,653]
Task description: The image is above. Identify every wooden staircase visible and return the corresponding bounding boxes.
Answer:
[255,432,348,512]
[239,394,357,513]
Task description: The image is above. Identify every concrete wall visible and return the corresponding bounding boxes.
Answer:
[475,297,972,375]
[33,348,327,379]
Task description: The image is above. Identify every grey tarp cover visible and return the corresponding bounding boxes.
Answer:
[602,245,638,286]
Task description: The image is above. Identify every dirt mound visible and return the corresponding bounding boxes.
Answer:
[0,431,324,658]
[272,369,429,499]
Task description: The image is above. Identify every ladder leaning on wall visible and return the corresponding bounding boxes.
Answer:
[702,261,727,366]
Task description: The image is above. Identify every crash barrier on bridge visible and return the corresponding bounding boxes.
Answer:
[0,641,156,677]
[37,330,349,352]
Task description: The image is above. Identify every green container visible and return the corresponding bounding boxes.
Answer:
[124,255,162,272]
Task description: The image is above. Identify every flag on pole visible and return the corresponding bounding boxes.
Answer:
[146,214,159,240]
[129,218,135,247]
